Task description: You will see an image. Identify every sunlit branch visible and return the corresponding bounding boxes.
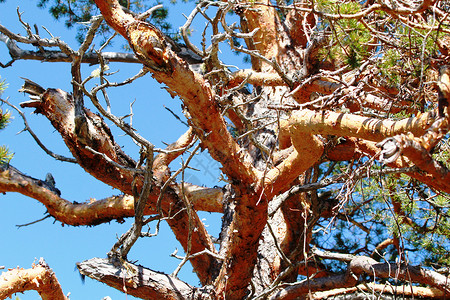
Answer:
[77,257,210,299]
[0,258,68,300]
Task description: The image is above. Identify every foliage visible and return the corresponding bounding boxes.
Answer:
[315,167,450,270]
[36,0,175,43]
[0,78,12,164]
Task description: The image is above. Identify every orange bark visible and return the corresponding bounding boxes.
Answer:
[20,82,217,284]
[94,0,260,188]
[0,163,224,226]
[0,259,67,300]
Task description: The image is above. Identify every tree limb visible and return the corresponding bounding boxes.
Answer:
[0,258,68,300]
[269,254,450,299]
[77,257,212,300]
[18,80,218,284]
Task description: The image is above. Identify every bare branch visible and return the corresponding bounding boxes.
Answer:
[0,96,77,163]
[77,257,212,300]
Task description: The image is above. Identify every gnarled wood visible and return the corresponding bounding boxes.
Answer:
[77,257,212,300]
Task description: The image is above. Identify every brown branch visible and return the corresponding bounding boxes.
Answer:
[183,183,224,213]
[356,139,450,193]
[386,134,450,188]
[214,193,268,299]
[269,254,450,299]
[228,70,287,88]
[0,163,220,284]
[312,283,446,299]
[263,130,324,198]
[267,273,357,300]
[153,127,196,180]
[94,0,259,187]
[0,258,68,300]
[77,257,212,300]
[285,2,315,48]
[93,2,271,291]
[350,256,450,293]
[372,238,395,258]
[240,0,282,69]
[0,163,224,224]
[265,105,437,199]
[18,80,218,284]
[0,163,146,225]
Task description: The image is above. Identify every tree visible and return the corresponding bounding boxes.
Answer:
[0,0,450,299]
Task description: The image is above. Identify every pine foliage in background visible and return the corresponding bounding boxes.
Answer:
[0,78,13,164]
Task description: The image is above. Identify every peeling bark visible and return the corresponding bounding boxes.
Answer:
[0,162,224,225]
[19,79,217,285]
[0,258,67,300]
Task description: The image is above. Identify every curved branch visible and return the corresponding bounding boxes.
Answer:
[356,139,450,193]
[270,254,450,299]
[153,127,196,179]
[313,283,446,299]
[265,107,438,198]
[0,163,136,225]
[0,163,224,225]
[0,258,68,300]
[18,79,218,284]
[290,109,437,143]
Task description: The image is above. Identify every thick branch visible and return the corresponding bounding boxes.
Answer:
[312,283,446,299]
[77,257,212,300]
[268,273,357,300]
[263,131,324,198]
[378,134,450,190]
[19,81,218,284]
[94,0,259,187]
[0,258,67,300]
[214,193,268,299]
[0,163,137,225]
[350,256,450,293]
[0,163,224,225]
[285,109,437,145]
[270,254,450,299]
[356,139,450,193]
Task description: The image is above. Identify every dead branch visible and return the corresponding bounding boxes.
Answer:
[77,257,212,300]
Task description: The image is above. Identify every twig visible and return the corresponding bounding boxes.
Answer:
[16,215,51,228]
[0,97,77,163]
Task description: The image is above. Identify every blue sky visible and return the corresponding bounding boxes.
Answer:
[0,1,224,299]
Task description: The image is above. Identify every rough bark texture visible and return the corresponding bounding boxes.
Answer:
[0,259,67,300]
[77,258,212,300]
[1,0,450,299]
